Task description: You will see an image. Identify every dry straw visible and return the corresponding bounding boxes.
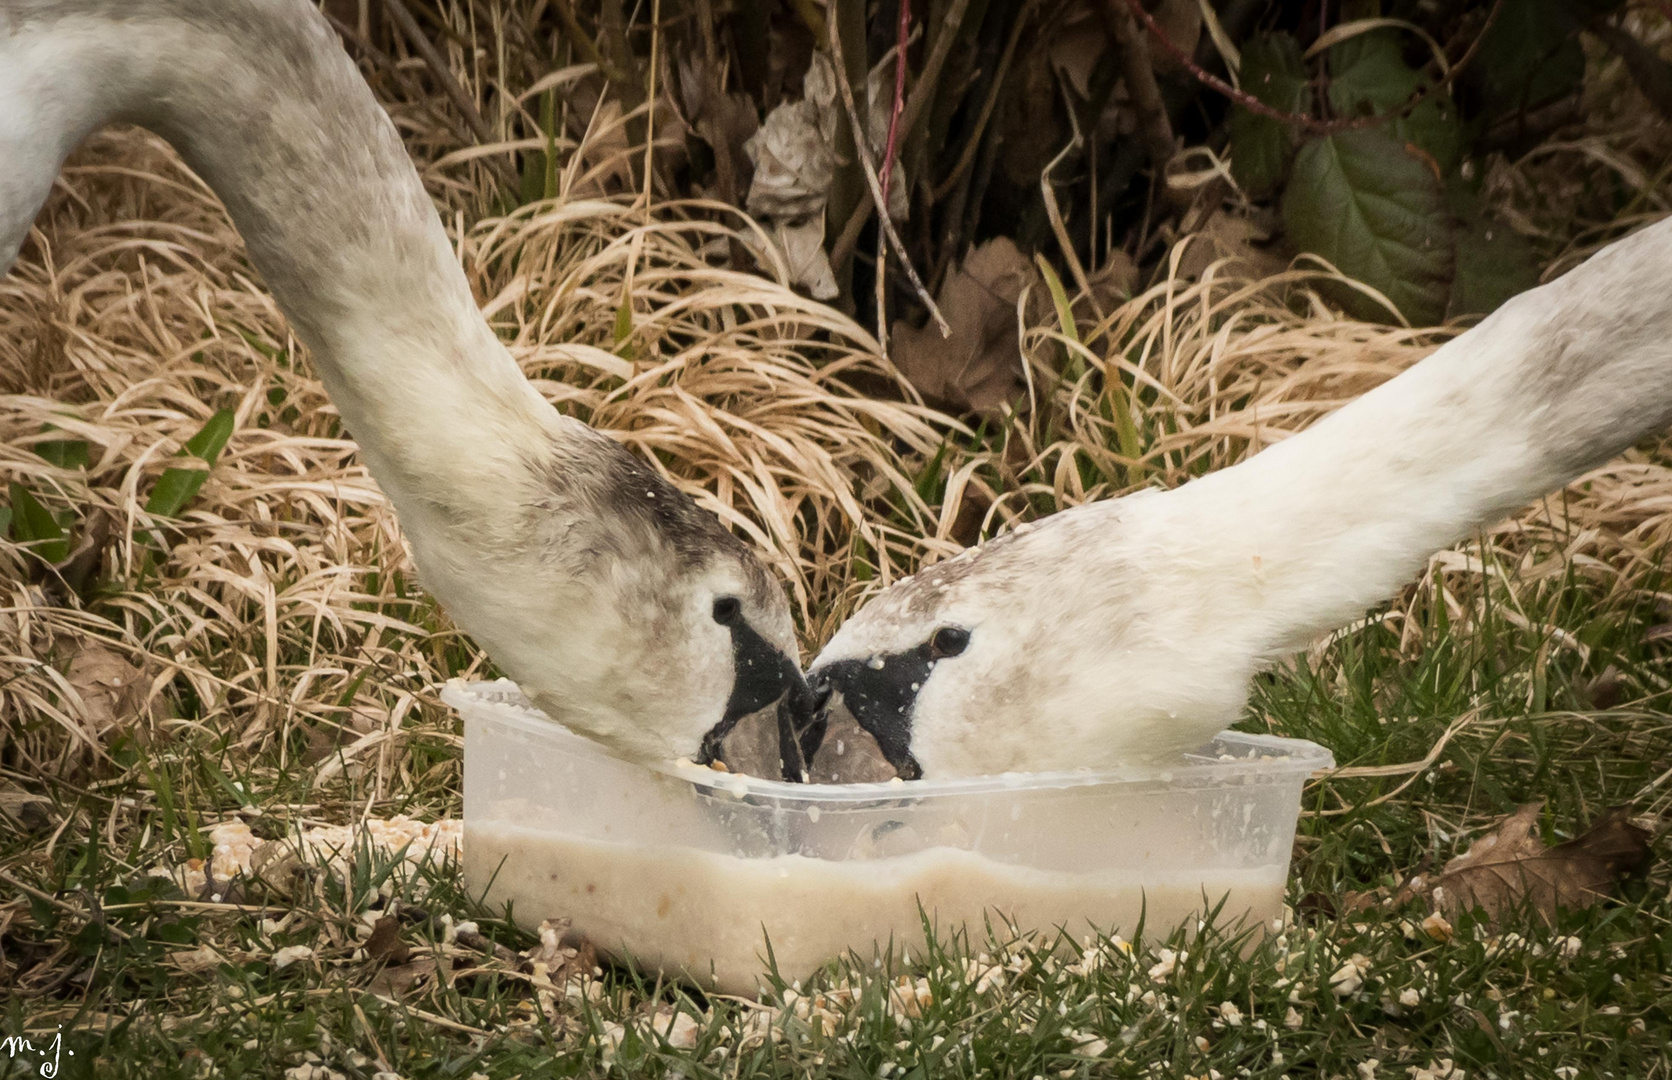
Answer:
[2,6,1670,792]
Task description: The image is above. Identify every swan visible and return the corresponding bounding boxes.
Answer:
[809,217,1672,779]
[0,0,819,777]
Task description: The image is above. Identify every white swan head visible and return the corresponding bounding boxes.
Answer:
[806,496,1262,779]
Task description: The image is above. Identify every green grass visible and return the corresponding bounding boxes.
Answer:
[1,556,1667,1079]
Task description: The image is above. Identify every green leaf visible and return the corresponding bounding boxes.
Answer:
[144,467,210,519]
[6,482,70,563]
[1391,93,1463,178]
[1231,33,1310,199]
[182,408,235,464]
[1447,193,1540,321]
[1470,0,1585,118]
[36,439,90,470]
[1283,130,1453,326]
[143,409,234,521]
[1328,29,1421,116]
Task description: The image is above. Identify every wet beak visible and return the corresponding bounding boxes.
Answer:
[774,665,832,782]
[804,659,926,781]
[698,620,829,782]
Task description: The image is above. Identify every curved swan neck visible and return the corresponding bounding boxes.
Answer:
[1159,217,1672,655]
[1,0,554,523]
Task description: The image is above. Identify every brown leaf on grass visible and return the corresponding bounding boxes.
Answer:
[1143,0,1203,76]
[368,955,446,998]
[676,56,759,209]
[1404,802,1652,925]
[890,238,1043,418]
[64,640,149,739]
[363,914,410,966]
[1174,211,1289,282]
[744,53,838,220]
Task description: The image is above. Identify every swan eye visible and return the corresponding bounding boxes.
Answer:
[712,597,742,625]
[929,626,970,659]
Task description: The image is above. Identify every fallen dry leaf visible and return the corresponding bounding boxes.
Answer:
[890,237,1043,417]
[1050,6,1109,100]
[1405,802,1651,925]
[744,53,838,220]
[1174,210,1289,281]
[363,914,410,966]
[1144,0,1203,76]
[64,640,149,739]
[369,954,446,997]
[676,55,759,209]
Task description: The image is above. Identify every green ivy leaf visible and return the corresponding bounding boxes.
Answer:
[1231,33,1310,199]
[1470,0,1585,118]
[1328,29,1422,116]
[1283,129,1453,326]
[1447,187,1540,320]
[6,482,70,563]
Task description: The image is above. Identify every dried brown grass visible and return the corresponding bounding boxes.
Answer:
[3,8,1671,790]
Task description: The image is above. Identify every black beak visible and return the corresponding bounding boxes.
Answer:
[697,619,830,782]
[805,649,932,781]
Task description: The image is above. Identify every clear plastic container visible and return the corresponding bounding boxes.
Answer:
[447,678,1333,994]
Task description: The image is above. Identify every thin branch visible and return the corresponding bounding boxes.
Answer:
[829,0,973,273]
[1101,0,1175,171]
[879,0,911,208]
[930,0,1039,203]
[0,868,131,941]
[827,12,950,337]
[381,0,518,190]
[550,0,631,85]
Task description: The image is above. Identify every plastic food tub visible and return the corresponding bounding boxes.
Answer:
[446,679,1333,994]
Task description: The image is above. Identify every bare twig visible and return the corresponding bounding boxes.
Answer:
[930,0,1039,203]
[1101,0,1175,171]
[550,0,630,84]
[829,0,973,273]
[1040,77,1101,323]
[827,12,950,337]
[328,13,474,151]
[382,0,492,146]
[1307,711,1481,817]
[0,868,131,941]
[381,0,518,190]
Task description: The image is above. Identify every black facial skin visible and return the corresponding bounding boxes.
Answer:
[698,597,824,782]
[806,626,971,781]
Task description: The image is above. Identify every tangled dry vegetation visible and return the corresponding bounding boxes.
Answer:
[4,108,1672,796]
[0,8,1670,1070]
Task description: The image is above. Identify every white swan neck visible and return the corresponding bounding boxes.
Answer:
[0,0,554,522]
[1168,216,1672,655]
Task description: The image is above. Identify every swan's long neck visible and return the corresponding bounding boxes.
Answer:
[1161,217,1672,655]
[0,0,556,531]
